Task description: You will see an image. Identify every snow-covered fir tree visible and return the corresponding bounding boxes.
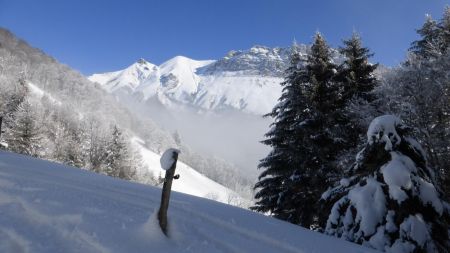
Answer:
[410,7,449,60]
[323,115,449,253]
[6,99,42,157]
[105,125,137,180]
[410,14,441,59]
[253,33,343,228]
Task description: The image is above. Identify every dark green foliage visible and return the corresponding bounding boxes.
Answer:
[253,33,343,228]
[337,33,378,103]
[332,33,379,172]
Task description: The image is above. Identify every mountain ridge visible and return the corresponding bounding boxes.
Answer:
[89,44,345,115]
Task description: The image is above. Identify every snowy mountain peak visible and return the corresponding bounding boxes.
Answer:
[136,58,149,65]
[198,45,294,76]
[89,59,157,93]
[89,45,341,115]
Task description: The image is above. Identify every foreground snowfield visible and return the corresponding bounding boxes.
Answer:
[0,151,378,253]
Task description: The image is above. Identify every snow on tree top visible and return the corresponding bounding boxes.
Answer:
[160,148,180,170]
[367,115,403,150]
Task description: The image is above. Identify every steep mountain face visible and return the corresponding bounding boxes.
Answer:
[90,45,343,115]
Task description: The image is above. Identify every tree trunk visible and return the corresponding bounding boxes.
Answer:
[158,151,179,236]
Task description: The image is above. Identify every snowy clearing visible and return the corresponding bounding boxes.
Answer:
[0,151,378,253]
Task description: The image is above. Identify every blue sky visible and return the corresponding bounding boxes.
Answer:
[0,0,448,74]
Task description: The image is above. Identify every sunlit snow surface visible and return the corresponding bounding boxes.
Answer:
[132,138,246,205]
[0,151,378,253]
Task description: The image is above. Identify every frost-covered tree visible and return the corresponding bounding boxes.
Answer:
[323,115,449,253]
[253,33,342,227]
[410,15,441,59]
[438,6,450,54]
[105,125,139,180]
[381,7,450,200]
[7,100,42,157]
[409,8,450,60]
[86,118,109,173]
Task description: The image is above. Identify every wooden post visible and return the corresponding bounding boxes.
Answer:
[0,116,2,140]
[158,150,179,236]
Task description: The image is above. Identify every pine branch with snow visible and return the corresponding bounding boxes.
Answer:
[323,115,449,253]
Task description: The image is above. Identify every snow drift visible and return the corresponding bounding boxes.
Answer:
[0,151,378,253]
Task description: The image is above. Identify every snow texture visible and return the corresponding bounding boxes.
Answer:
[367,115,402,150]
[0,151,378,253]
[381,153,415,203]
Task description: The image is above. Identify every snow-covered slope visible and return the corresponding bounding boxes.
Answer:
[24,81,243,204]
[0,151,378,253]
[132,138,247,206]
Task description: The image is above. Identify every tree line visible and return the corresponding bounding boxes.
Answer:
[253,7,450,253]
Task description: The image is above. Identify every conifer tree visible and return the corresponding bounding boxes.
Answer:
[323,115,449,253]
[437,6,450,54]
[252,43,305,222]
[105,125,136,180]
[332,33,379,172]
[393,7,450,200]
[253,33,342,228]
[338,33,378,103]
[7,100,42,157]
[410,15,441,59]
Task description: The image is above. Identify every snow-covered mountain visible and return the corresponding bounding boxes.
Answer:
[90,45,331,115]
[0,150,378,253]
[88,45,341,175]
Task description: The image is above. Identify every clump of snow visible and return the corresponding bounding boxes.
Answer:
[367,226,388,251]
[387,214,436,253]
[0,142,8,148]
[340,178,350,187]
[385,211,397,233]
[381,153,415,203]
[418,178,443,215]
[347,178,386,237]
[367,115,402,150]
[160,148,181,170]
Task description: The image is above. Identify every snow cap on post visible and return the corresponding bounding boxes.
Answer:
[160,148,181,170]
[367,115,403,151]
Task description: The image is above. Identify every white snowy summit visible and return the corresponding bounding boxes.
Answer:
[90,58,158,93]
[89,45,341,115]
